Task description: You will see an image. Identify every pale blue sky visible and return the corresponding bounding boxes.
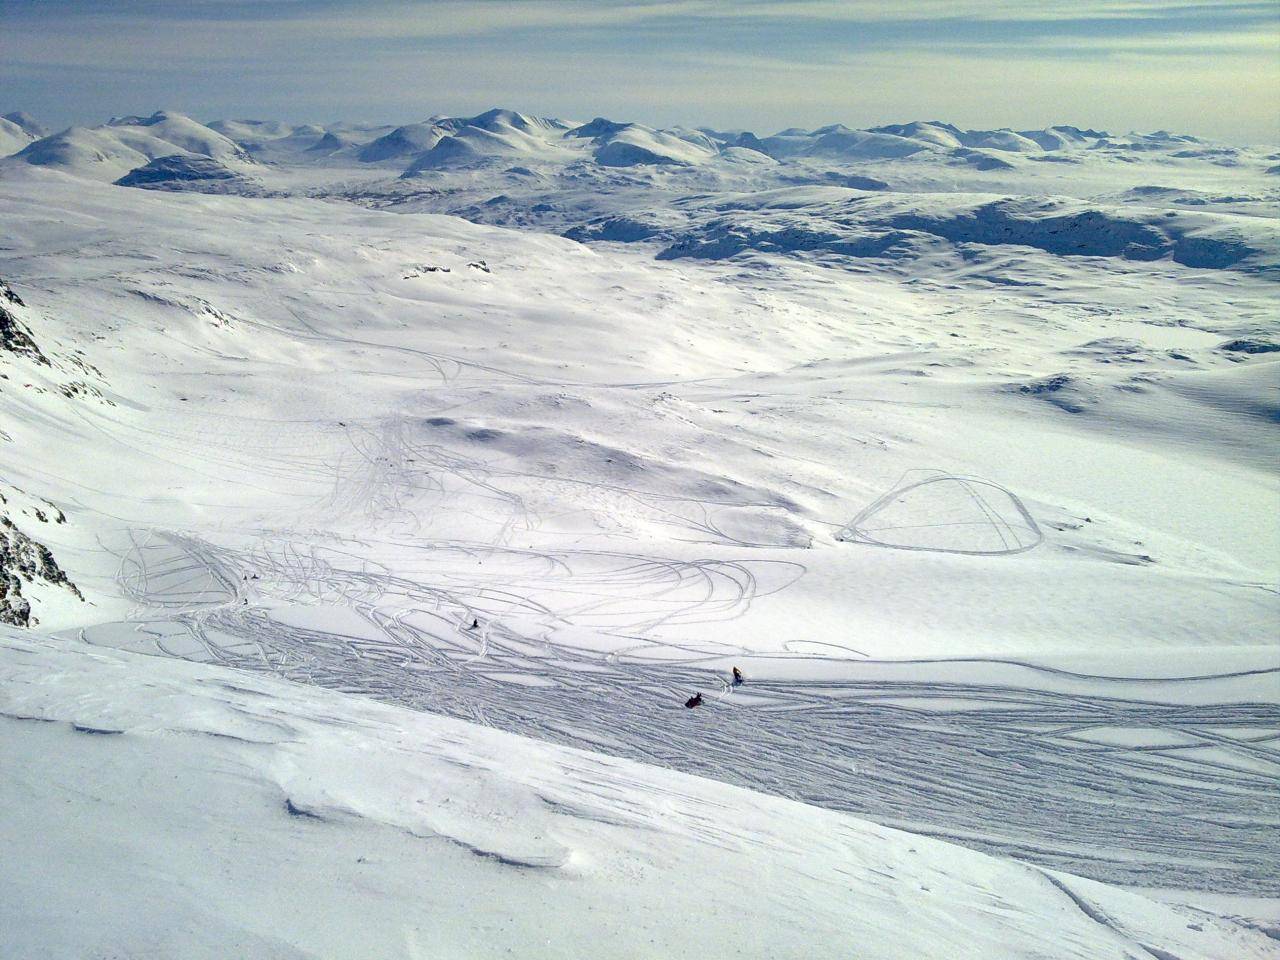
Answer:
[3,0,1277,141]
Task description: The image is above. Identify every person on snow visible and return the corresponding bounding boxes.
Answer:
[685,692,704,709]
[732,667,744,686]
[467,618,479,630]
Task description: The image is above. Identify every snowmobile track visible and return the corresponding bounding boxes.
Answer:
[87,528,1280,894]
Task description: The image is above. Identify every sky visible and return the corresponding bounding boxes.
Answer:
[2,0,1278,142]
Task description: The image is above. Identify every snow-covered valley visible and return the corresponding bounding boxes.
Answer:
[1,107,1277,958]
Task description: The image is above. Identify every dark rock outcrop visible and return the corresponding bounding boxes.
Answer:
[115,154,257,192]
[0,515,83,627]
[0,277,49,365]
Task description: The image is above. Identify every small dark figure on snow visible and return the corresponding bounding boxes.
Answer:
[732,667,744,686]
[468,618,479,630]
[685,692,703,709]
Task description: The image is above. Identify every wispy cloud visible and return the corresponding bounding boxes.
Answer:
[3,0,1277,140]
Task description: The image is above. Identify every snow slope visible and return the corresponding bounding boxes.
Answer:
[4,629,1275,960]
[0,117,37,158]
[1,161,1276,894]
[2,110,48,139]
[359,121,447,162]
[573,120,720,168]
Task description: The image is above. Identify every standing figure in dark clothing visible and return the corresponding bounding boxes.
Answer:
[732,667,744,686]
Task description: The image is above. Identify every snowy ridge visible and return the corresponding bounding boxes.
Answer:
[6,110,254,181]
[0,118,38,158]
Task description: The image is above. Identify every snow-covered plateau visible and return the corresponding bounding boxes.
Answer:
[1,107,1277,958]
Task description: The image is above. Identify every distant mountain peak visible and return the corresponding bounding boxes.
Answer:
[2,110,47,138]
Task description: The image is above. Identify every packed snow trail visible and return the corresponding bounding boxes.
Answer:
[79,528,1280,894]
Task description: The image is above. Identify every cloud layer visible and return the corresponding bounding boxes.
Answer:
[4,0,1277,140]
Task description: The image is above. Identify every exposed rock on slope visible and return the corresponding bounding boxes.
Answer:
[568,189,1278,276]
[0,118,37,157]
[115,155,262,193]
[1,277,112,409]
[2,111,49,139]
[0,112,46,156]
[0,278,48,365]
[0,514,82,627]
[0,279,91,628]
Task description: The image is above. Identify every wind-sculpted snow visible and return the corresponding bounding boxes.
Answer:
[7,630,1277,959]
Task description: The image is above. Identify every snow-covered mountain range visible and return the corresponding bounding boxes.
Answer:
[9,107,1278,181]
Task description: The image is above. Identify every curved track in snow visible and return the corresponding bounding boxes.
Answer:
[85,528,1280,894]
